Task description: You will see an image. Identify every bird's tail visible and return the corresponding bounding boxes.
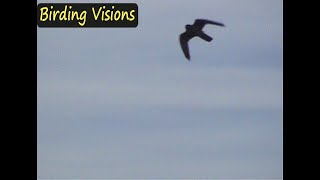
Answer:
[198,32,213,42]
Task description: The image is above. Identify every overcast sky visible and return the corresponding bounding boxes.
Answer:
[37,0,283,179]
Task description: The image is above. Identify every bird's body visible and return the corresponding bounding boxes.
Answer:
[179,19,225,60]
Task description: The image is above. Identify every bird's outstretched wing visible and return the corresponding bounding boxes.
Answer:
[179,32,194,60]
[194,19,225,29]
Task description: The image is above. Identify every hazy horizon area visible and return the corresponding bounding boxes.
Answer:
[37,0,283,179]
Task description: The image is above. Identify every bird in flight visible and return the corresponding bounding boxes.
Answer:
[179,19,225,61]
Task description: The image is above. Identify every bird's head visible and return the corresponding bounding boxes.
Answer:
[185,24,192,30]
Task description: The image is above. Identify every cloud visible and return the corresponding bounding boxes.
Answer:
[38,65,282,109]
[37,0,283,178]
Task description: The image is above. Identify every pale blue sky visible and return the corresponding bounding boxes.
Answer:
[37,0,283,179]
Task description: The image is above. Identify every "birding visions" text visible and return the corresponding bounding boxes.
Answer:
[37,3,138,27]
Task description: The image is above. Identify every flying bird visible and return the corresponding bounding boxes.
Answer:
[179,19,225,60]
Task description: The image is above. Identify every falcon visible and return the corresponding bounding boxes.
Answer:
[179,19,225,60]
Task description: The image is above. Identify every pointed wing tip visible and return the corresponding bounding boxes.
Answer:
[215,22,225,27]
[185,53,191,61]
[196,19,225,27]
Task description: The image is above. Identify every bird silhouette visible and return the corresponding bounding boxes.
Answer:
[179,19,225,61]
